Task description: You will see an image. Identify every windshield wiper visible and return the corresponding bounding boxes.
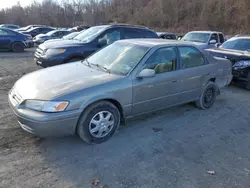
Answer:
[90,63,111,73]
[81,59,91,67]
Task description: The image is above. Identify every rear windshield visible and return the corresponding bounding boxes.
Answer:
[220,38,250,52]
[182,32,210,43]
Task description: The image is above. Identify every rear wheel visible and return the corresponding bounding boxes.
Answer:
[196,82,218,109]
[77,101,120,144]
[12,42,24,52]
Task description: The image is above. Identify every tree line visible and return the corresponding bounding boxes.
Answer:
[0,0,250,34]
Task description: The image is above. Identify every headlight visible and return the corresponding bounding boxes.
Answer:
[45,49,66,56]
[24,100,69,112]
[233,60,250,69]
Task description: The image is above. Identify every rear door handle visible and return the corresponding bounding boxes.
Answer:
[172,80,178,83]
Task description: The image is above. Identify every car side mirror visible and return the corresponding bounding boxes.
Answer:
[215,43,221,48]
[209,39,217,44]
[98,38,107,47]
[137,69,155,78]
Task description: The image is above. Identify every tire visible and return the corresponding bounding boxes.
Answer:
[244,82,250,90]
[12,42,24,52]
[195,81,218,109]
[77,101,120,144]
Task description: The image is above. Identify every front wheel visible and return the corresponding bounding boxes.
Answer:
[77,101,120,144]
[12,42,24,52]
[196,82,218,109]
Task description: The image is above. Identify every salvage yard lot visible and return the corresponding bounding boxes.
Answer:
[0,51,250,188]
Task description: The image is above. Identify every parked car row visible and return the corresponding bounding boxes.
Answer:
[2,23,249,143]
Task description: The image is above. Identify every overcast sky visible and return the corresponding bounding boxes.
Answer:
[0,0,33,8]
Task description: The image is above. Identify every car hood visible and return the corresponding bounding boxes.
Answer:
[39,39,87,49]
[14,62,123,100]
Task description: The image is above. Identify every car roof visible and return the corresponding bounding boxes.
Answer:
[157,32,176,35]
[188,31,223,34]
[228,36,250,40]
[118,39,199,48]
[99,24,153,31]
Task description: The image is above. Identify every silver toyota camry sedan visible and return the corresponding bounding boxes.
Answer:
[8,39,232,144]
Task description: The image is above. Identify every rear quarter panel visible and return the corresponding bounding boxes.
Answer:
[211,56,232,87]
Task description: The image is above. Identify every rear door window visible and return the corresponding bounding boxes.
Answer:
[124,28,156,39]
[179,46,206,69]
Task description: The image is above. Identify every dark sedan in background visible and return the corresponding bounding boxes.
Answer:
[207,36,250,89]
[0,24,20,30]
[21,27,55,37]
[157,32,177,40]
[33,30,71,45]
[0,27,32,52]
[17,25,46,32]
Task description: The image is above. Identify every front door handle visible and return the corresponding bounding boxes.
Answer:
[172,80,178,83]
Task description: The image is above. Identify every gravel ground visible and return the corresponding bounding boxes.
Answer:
[0,52,250,188]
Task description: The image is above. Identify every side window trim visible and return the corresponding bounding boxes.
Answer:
[177,46,208,69]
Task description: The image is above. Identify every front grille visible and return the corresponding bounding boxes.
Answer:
[35,47,45,58]
[9,88,23,106]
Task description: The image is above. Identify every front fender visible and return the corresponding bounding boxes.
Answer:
[79,93,119,110]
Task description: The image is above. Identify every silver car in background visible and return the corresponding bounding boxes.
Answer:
[8,39,232,144]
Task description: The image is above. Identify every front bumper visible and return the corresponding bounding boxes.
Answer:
[8,93,81,137]
[232,68,250,82]
[25,40,34,48]
[34,48,65,68]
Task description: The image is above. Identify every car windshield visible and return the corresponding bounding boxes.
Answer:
[46,30,57,35]
[63,32,79,39]
[86,42,149,75]
[220,38,250,52]
[74,26,107,42]
[182,32,210,43]
[26,27,38,32]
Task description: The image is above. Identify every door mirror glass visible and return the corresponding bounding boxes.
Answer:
[137,69,155,78]
[209,39,217,44]
[98,38,107,47]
